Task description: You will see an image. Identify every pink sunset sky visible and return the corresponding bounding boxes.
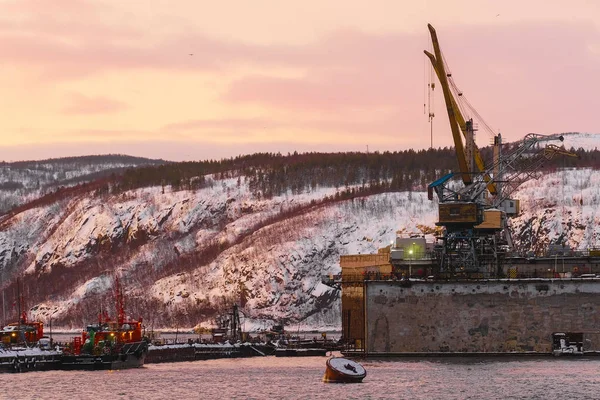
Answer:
[0,0,598,162]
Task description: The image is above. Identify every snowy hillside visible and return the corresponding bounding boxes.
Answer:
[0,154,165,214]
[511,167,600,253]
[1,174,436,331]
[561,132,600,151]
[0,132,598,331]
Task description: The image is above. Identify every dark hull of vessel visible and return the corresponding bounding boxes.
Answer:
[0,352,62,373]
[60,341,148,370]
[275,348,327,357]
[146,343,275,363]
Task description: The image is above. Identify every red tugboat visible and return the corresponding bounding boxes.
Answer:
[323,357,367,383]
[60,276,148,370]
[0,313,62,373]
[0,312,44,345]
[0,278,45,346]
[0,282,62,373]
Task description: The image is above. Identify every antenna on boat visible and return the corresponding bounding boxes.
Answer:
[115,274,125,326]
[16,276,27,345]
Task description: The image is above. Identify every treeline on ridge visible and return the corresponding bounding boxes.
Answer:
[117,147,598,198]
[118,149,459,197]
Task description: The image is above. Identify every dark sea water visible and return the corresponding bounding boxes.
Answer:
[4,355,600,399]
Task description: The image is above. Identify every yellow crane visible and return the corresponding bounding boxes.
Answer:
[424,23,497,196]
[423,24,578,277]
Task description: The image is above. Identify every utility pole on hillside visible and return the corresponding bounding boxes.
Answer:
[1,272,5,327]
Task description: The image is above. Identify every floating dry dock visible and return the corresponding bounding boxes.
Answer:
[341,277,600,357]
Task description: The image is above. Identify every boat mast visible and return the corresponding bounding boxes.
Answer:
[17,276,24,343]
[115,275,125,326]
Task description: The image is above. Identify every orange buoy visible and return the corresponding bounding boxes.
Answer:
[322,357,366,383]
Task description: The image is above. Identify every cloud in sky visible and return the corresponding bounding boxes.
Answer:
[0,0,598,161]
[62,93,127,114]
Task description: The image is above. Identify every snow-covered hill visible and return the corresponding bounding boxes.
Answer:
[0,133,598,331]
[0,154,165,213]
[511,167,600,253]
[561,132,600,151]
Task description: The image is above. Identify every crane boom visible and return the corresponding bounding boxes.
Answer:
[444,134,578,207]
[424,49,498,196]
[426,24,471,185]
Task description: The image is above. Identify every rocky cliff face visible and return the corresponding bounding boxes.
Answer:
[510,168,600,255]
[0,173,440,330]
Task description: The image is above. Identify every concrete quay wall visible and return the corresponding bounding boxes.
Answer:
[365,279,600,354]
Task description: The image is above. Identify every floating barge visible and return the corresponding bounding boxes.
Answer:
[0,347,62,373]
[146,342,274,363]
[275,348,327,357]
